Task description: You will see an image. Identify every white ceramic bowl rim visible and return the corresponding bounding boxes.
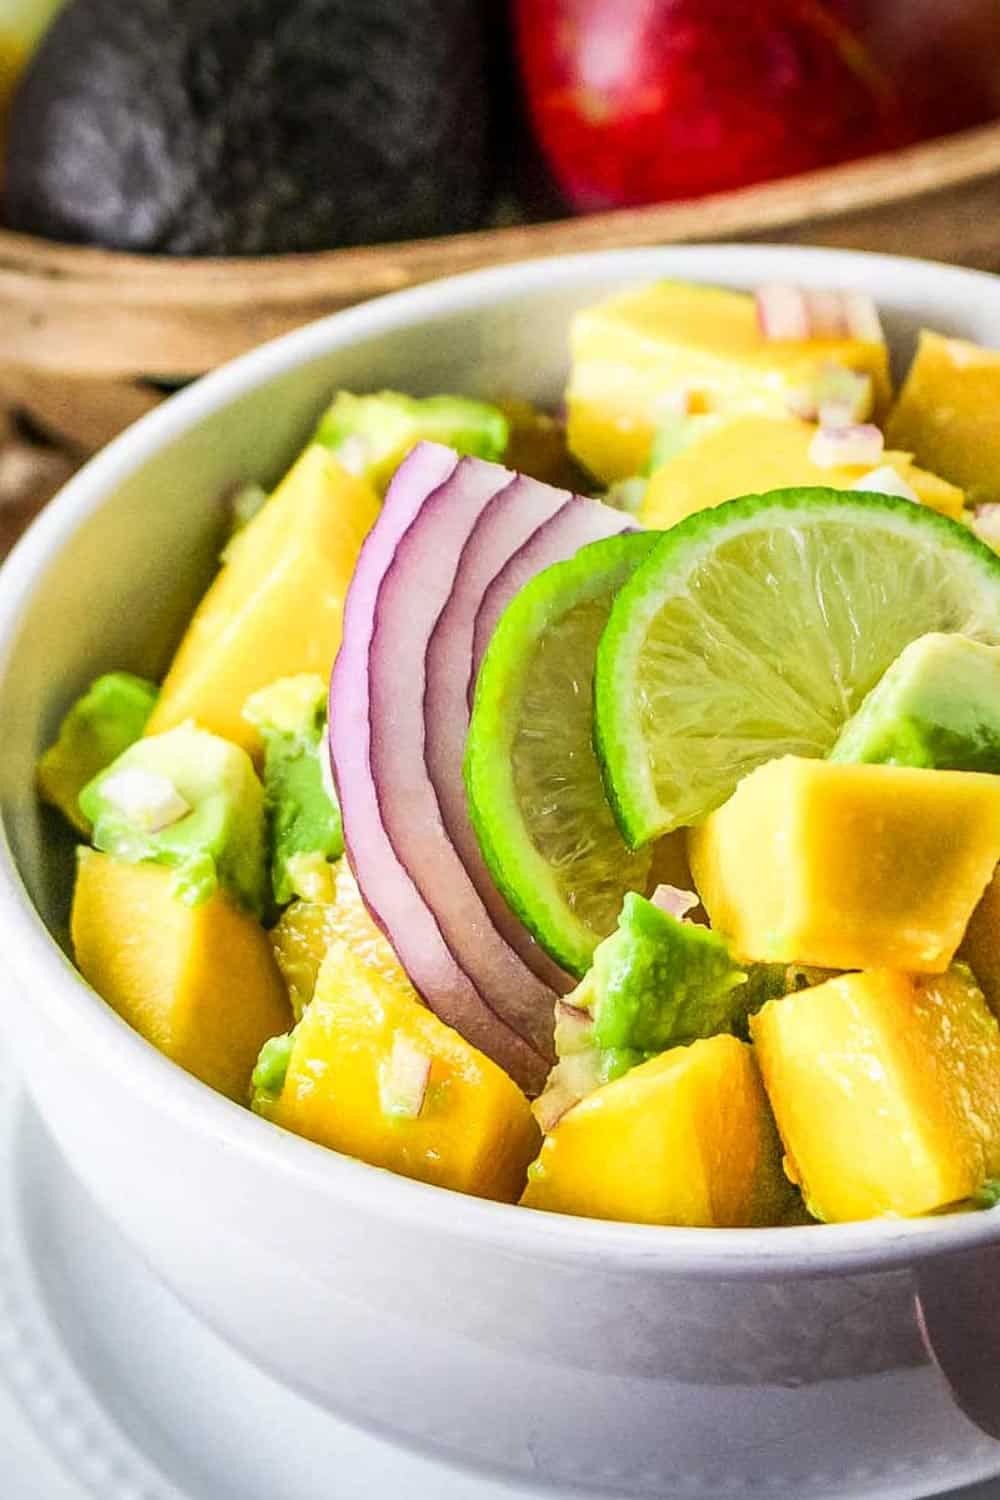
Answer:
[4,243,1000,1279]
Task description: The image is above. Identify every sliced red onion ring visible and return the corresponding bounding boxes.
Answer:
[330,443,548,1092]
[471,498,637,692]
[368,457,569,1064]
[851,465,918,503]
[425,476,576,995]
[651,884,699,920]
[755,283,811,341]
[808,423,884,469]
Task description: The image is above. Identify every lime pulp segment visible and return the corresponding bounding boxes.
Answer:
[594,488,1000,846]
[465,531,659,978]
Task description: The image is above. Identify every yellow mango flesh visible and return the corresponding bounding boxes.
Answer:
[71,849,290,1103]
[959,866,1000,1018]
[259,940,540,1202]
[688,757,1000,972]
[641,414,963,530]
[146,445,379,756]
[887,330,1000,504]
[751,968,1000,1221]
[270,862,413,1020]
[567,281,892,483]
[521,1035,793,1227]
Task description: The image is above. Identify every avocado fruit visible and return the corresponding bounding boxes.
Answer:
[3,0,495,255]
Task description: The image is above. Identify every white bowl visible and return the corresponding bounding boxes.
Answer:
[1,246,1000,1500]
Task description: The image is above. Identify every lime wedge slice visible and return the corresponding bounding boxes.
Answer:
[595,488,1000,845]
[465,531,658,977]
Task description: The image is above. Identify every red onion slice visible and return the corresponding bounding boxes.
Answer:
[471,498,637,691]
[330,443,548,1092]
[425,476,576,994]
[368,456,565,1063]
[804,290,848,339]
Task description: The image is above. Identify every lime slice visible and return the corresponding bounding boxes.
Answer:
[465,531,658,977]
[595,488,1000,846]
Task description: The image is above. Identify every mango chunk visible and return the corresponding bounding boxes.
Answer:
[641,414,963,530]
[567,281,891,483]
[270,861,413,1020]
[887,330,1000,504]
[960,867,1000,1018]
[256,940,539,1201]
[751,968,1000,1221]
[146,445,379,756]
[688,757,1000,972]
[521,1034,792,1226]
[71,848,290,1102]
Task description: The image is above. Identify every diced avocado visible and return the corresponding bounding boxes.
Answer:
[571,891,748,1054]
[78,723,268,916]
[315,390,509,495]
[252,1030,295,1105]
[829,633,1000,773]
[243,675,343,906]
[37,671,158,834]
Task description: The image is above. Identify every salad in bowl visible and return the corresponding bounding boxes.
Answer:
[35,268,1000,1233]
[7,247,1000,1498]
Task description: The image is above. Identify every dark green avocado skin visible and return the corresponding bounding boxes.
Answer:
[3,0,494,254]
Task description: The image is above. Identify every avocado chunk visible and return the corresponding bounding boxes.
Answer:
[79,723,268,916]
[37,671,158,834]
[829,633,1000,772]
[4,0,494,255]
[243,675,343,906]
[316,391,509,496]
[574,891,748,1054]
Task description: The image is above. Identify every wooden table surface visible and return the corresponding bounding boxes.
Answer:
[0,402,77,558]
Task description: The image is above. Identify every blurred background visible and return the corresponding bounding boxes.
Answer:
[1,0,999,549]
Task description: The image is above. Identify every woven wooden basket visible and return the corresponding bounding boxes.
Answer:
[2,116,1000,533]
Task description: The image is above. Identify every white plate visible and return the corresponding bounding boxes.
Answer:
[0,1028,998,1500]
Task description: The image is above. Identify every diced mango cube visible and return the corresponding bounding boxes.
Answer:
[687,757,1000,972]
[751,968,1000,1221]
[71,848,290,1102]
[270,861,413,1019]
[960,867,1000,1018]
[641,414,963,530]
[257,940,539,1202]
[146,445,379,757]
[887,330,1000,503]
[567,281,892,483]
[520,1035,793,1226]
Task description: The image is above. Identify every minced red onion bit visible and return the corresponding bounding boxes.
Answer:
[971,504,1000,548]
[651,884,699,920]
[809,423,884,469]
[755,283,811,341]
[851,465,918,503]
[380,1033,432,1120]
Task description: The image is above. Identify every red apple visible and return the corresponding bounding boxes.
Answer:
[513,0,931,211]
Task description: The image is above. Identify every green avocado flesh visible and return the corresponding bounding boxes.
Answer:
[37,671,158,834]
[79,723,268,916]
[830,633,1000,772]
[251,1031,295,1106]
[572,891,749,1054]
[316,391,509,494]
[243,676,343,906]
